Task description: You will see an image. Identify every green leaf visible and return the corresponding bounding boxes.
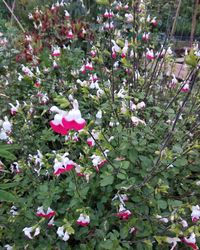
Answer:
[0,182,18,189]
[100,175,114,186]
[0,190,17,202]
[185,50,197,67]
[157,199,168,209]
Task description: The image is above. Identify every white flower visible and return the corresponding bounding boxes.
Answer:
[96,110,102,119]
[0,129,8,140]
[4,245,13,250]
[23,227,34,239]
[2,117,12,132]
[131,116,146,126]
[166,237,181,250]
[57,226,70,241]
[34,227,40,236]
[137,101,146,109]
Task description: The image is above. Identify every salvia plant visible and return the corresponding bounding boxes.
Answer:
[0,0,200,249]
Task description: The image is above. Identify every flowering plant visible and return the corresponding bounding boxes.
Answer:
[1,1,200,249]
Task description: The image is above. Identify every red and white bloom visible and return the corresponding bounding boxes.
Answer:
[85,60,94,71]
[62,100,86,131]
[9,100,20,115]
[168,74,178,89]
[76,213,90,227]
[191,205,200,222]
[91,154,107,171]
[87,137,95,147]
[116,204,132,220]
[146,48,155,60]
[52,46,61,56]
[181,233,199,250]
[66,30,74,39]
[142,32,150,41]
[151,17,157,27]
[103,9,114,18]
[36,206,56,218]
[121,40,129,58]
[111,40,120,59]
[50,106,68,135]
[64,10,70,19]
[53,153,75,176]
[181,81,190,92]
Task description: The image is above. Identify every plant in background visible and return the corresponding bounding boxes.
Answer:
[1,0,200,249]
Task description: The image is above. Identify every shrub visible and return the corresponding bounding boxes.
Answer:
[1,1,200,249]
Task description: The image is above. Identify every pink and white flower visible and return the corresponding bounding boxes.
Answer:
[121,40,129,58]
[151,17,157,27]
[62,100,86,131]
[191,205,200,222]
[9,100,20,115]
[53,153,75,176]
[181,233,199,250]
[168,74,178,89]
[116,204,132,220]
[111,40,120,59]
[76,213,90,227]
[91,154,107,171]
[125,13,133,23]
[181,81,190,92]
[52,46,61,56]
[64,10,70,19]
[87,137,95,147]
[66,30,74,39]
[146,48,155,60]
[142,32,150,41]
[36,206,56,218]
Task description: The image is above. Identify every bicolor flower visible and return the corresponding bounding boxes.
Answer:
[151,17,157,27]
[66,30,74,39]
[168,74,178,89]
[87,137,95,147]
[142,32,150,41]
[191,205,200,222]
[181,81,190,92]
[85,60,94,71]
[22,65,34,77]
[121,40,128,58]
[116,204,132,220]
[50,106,68,135]
[64,10,70,19]
[52,46,61,56]
[76,213,90,227]
[36,206,56,218]
[53,153,75,176]
[10,162,21,174]
[9,100,20,115]
[91,154,107,171]
[57,226,70,241]
[111,40,120,59]
[146,48,155,60]
[103,9,114,18]
[62,100,86,131]
[181,233,199,250]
